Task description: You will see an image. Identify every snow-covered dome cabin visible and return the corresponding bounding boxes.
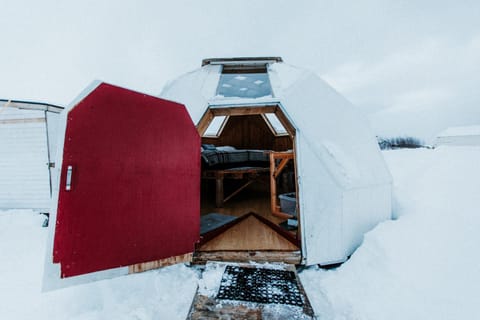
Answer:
[161,57,392,266]
[45,57,392,287]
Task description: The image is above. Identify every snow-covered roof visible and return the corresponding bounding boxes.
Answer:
[437,125,480,137]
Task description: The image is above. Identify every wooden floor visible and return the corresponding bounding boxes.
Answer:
[198,178,300,263]
[198,215,298,251]
[201,179,284,225]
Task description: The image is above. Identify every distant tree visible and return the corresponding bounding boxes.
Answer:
[377,136,425,150]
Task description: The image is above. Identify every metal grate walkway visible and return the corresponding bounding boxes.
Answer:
[216,265,304,306]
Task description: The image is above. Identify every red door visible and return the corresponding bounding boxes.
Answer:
[52,83,200,278]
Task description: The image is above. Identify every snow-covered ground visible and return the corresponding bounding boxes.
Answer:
[1,146,479,319]
[302,146,480,319]
[0,212,199,320]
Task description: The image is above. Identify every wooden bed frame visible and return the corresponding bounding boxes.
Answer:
[269,150,295,218]
[201,149,296,218]
[202,166,269,208]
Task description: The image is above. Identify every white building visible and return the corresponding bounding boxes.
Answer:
[435,125,480,147]
[0,99,63,210]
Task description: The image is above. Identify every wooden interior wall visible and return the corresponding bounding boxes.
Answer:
[202,115,292,151]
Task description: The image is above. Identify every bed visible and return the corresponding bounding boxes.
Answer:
[201,145,270,169]
[201,145,270,207]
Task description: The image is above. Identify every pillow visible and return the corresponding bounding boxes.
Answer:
[201,144,217,150]
[216,146,236,152]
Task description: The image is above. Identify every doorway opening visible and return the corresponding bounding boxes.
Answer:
[195,105,301,263]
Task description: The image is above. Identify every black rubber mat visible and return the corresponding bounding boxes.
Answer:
[216,265,304,306]
[200,213,237,235]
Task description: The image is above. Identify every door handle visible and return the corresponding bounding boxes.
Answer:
[66,166,73,191]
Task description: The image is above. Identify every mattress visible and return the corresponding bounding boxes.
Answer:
[201,145,269,168]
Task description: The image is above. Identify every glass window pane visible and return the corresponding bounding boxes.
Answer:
[204,116,227,136]
[264,113,287,135]
[216,73,273,98]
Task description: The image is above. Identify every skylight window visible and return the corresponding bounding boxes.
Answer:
[204,115,228,137]
[216,65,273,99]
[263,113,288,136]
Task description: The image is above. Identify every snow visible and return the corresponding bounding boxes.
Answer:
[197,262,226,297]
[0,210,198,320]
[1,146,479,319]
[300,146,480,319]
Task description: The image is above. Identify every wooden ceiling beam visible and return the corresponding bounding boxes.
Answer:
[196,109,214,136]
[210,105,277,117]
[274,108,296,138]
[197,105,296,138]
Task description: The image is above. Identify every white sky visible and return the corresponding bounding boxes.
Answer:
[1,0,479,141]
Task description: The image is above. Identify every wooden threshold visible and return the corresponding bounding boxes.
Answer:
[128,253,192,274]
[193,250,301,265]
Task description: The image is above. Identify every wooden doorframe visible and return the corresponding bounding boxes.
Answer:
[196,104,296,138]
[197,103,301,227]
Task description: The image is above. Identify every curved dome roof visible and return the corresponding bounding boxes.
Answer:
[160,58,392,265]
[160,59,391,189]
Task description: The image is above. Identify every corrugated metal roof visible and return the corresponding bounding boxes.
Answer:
[0,99,64,113]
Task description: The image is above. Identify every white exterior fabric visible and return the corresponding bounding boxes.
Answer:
[162,65,221,123]
[296,130,344,264]
[160,62,393,265]
[272,66,392,264]
[0,108,50,209]
[342,185,392,258]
